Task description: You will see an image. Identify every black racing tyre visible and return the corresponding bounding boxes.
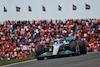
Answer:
[35,45,44,56]
[37,57,44,60]
[70,41,80,55]
[70,41,77,52]
[78,40,87,54]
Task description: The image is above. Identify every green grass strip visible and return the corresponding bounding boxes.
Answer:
[0,57,36,66]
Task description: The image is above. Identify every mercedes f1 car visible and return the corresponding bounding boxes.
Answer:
[35,36,87,60]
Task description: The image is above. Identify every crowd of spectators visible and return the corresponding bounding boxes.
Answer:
[0,19,100,60]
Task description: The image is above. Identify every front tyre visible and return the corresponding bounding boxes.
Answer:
[35,45,44,56]
[35,45,44,60]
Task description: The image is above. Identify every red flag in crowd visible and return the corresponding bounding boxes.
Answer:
[73,5,77,10]
[58,5,62,11]
[28,6,32,11]
[4,6,7,12]
[16,6,21,12]
[86,4,90,10]
[42,5,46,11]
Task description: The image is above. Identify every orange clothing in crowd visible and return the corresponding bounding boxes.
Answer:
[86,42,90,45]
[37,21,41,25]
[13,42,16,46]
[90,38,95,42]
[85,25,91,29]
[34,39,37,42]
[2,26,7,31]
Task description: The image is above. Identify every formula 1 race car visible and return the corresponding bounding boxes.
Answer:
[35,36,87,60]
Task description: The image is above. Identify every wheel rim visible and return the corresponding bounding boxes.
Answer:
[76,45,80,55]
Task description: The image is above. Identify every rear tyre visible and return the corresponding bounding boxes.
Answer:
[78,40,87,54]
[70,41,80,55]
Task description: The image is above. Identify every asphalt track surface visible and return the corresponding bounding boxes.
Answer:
[2,52,100,67]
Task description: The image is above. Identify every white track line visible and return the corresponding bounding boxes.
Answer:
[1,59,37,67]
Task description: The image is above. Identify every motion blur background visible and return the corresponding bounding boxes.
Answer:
[0,0,100,61]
